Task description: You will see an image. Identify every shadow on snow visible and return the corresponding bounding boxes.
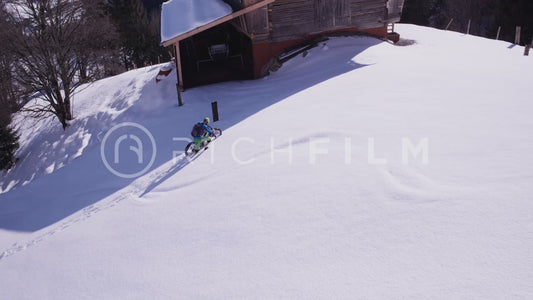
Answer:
[0,37,380,234]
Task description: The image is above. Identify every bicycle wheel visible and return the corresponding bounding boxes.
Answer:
[184,142,197,157]
[212,128,222,138]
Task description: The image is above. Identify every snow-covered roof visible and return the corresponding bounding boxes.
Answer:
[161,0,233,43]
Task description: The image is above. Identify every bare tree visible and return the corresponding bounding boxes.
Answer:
[7,0,119,129]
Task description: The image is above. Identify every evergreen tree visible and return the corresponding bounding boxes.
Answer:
[107,0,168,68]
[0,1,20,115]
[0,1,20,169]
[0,121,19,171]
[401,0,439,26]
[141,0,164,12]
[401,0,532,44]
[495,0,533,44]
[76,0,123,79]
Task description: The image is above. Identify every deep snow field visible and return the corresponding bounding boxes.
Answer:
[1,24,532,299]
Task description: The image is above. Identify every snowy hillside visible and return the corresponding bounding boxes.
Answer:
[1,25,532,299]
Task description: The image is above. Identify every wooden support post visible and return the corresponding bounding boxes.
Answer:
[515,26,521,45]
[174,42,184,106]
[445,18,454,31]
[496,26,501,40]
[466,19,471,35]
[174,42,184,91]
[177,86,183,106]
[239,15,248,34]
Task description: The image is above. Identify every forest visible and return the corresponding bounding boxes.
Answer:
[401,0,533,45]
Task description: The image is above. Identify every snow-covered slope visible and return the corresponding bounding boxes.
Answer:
[1,25,532,299]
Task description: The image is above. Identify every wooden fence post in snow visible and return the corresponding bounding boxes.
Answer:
[174,42,184,107]
[515,26,521,45]
[211,102,219,122]
[496,26,501,40]
[177,84,183,106]
[445,18,454,31]
[466,19,471,35]
[525,44,531,56]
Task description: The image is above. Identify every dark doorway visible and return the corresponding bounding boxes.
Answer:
[178,23,254,88]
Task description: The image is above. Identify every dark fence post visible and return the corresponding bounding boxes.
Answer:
[211,101,219,122]
[176,84,183,106]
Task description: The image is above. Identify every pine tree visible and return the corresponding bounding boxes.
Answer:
[0,122,18,170]
[401,0,439,26]
[107,0,167,68]
[495,0,533,44]
[401,0,531,44]
[0,1,20,169]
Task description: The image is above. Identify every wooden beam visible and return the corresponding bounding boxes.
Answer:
[239,15,249,34]
[162,0,275,47]
[174,42,184,90]
[230,20,253,39]
[173,42,184,106]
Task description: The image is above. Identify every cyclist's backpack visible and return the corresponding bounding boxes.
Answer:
[191,123,203,137]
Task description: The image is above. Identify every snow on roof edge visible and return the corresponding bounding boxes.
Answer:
[161,0,233,43]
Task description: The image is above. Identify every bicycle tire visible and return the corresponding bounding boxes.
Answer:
[184,142,197,157]
[212,128,222,138]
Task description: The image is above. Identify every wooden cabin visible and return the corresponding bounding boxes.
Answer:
[161,0,404,90]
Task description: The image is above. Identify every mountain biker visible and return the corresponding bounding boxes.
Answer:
[192,117,213,151]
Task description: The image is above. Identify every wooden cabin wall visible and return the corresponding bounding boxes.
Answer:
[350,0,388,29]
[316,0,350,29]
[269,0,315,40]
[242,0,270,34]
[222,0,270,36]
[260,0,388,42]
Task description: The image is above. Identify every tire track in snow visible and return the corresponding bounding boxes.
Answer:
[0,154,193,261]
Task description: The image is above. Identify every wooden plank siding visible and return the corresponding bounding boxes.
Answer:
[266,0,389,41]
[350,0,387,29]
[350,0,388,23]
[243,0,270,34]
[270,0,315,38]
[316,0,351,29]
